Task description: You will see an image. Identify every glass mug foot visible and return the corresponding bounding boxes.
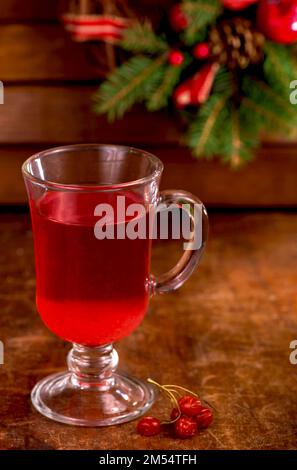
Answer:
[31,344,155,426]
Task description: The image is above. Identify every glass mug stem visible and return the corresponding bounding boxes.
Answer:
[67,343,118,391]
[23,144,208,426]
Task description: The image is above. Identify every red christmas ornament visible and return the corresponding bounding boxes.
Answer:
[257,0,297,44]
[222,0,258,9]
[168,49,185,66]
[173,62,220,108]
[170,4,188,31]
[193,42,211,59]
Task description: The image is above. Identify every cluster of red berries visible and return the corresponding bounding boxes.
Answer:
[167,3,211,66]
[168,42,211,66]
[136,380,213,439]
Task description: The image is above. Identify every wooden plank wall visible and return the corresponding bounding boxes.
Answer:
[0,0,296,206]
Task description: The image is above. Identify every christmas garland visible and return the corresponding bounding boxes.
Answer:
[93,0,297,166]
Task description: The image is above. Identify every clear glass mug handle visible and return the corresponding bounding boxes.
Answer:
[151,190,208,295]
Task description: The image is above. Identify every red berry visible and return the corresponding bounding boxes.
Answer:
[136,416,161,436]
[170,4,188,31]
[178,395,202,417]
[168,50,184,66]
[196,407,213,429]
[174,417,197,438]
[170,407,180,420]
[193,42,210,60]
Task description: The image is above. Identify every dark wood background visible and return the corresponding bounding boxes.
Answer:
[0,0,296,206]
[1,2,297,451]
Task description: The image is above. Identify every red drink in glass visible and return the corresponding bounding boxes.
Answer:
[30,190,151,346]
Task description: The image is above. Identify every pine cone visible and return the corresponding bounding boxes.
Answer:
[209,17,265,70]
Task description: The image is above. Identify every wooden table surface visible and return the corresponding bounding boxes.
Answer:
[1,210,297,450]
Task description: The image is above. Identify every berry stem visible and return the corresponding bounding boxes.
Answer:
[166,388,183,397]
[162,384,200,398]
[147,378,182,424]
[203,398,217,412]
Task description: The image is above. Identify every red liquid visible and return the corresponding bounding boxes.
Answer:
[30,191,151,346]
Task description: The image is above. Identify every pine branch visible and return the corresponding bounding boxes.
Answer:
[184,25,208,45]
[212,67,232,95]
[220,103,257,166]
[242,98,287,130]
[257,81,296,121]
[241,77,297,135]
[94,55,167,121]
[223,104,242,166]
[187,83,262,165]
[146,64,184,111]
[182,0,222,45]
[186,94,229,157]
[121,21,169,54]
[264,42,297,96]
[264,44,288,91]
[230,106,248,166]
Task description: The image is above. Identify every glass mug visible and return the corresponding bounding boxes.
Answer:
[22,144,208,426]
